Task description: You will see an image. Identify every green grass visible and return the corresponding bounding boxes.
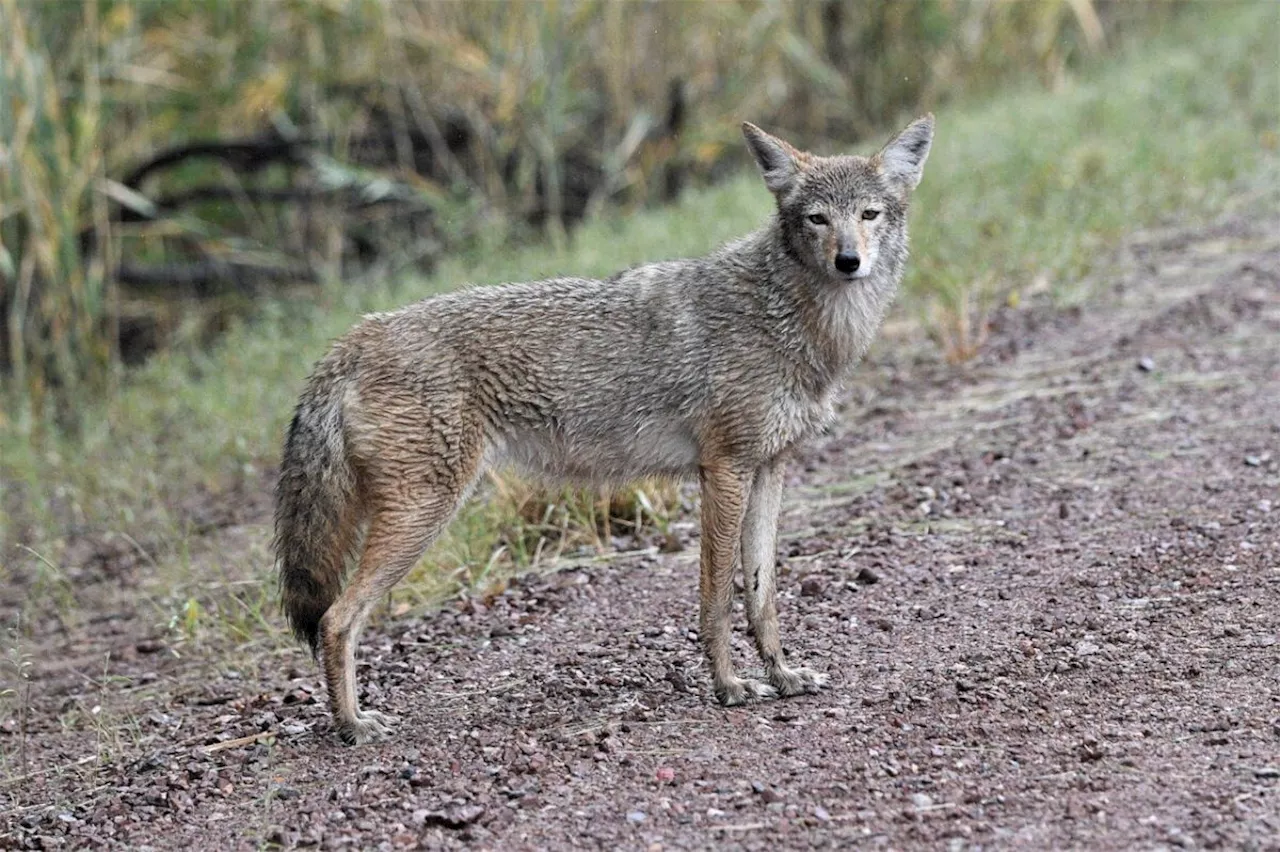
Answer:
[908,0,1279,356]
[2,1,1276,641]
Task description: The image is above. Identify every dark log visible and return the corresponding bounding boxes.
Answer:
[113,184,429,224]
[115,260,316,298]
[121,135,312,190]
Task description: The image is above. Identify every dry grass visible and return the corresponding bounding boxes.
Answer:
[0,0,113,425]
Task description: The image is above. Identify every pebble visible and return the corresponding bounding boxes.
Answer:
[1075,641,1101,657]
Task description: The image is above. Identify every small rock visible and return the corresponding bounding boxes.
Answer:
[911,793,934,810]
[800,577,825,598]
[854,567,880,585]
[655,766,675,784]
[1075,641,1101,657]
[627,810,647,823]
[1244,453,1270,467]
[1137,357,1155,372]
[1253,766,1280,779]
[420,804,484,829]
[269,784,300,801]
[814,806,831,821]
[759,787,783,805]
[1078,738,1106,762]
[666,668,691,694]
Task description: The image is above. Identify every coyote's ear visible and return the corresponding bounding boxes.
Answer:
[742,122,804,196]
[876,114,934,192]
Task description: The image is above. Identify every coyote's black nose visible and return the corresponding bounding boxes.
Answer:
[834,252,861,274]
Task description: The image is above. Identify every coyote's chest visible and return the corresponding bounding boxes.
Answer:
[765,381,841,456]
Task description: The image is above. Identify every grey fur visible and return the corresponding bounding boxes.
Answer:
[275,115,934,744]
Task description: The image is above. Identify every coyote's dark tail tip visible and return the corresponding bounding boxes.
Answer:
[281,570,330,653]
[274,371,361,655]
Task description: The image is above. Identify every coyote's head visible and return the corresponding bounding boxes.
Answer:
[743,115,933,284]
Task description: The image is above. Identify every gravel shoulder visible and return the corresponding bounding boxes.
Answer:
[4,211,1279,850]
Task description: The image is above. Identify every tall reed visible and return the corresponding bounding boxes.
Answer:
[0,0,111,426]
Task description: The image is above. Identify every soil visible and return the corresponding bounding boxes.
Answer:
[3,211,1279,850]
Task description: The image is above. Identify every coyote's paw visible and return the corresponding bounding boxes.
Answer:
[338,710,399,746]
[769,665,828,698]
[714,676,779,707]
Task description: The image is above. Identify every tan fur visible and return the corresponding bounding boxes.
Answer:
[275,116,935,744]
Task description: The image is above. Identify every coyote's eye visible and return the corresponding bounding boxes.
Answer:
[807,213,828,226]
[862,209,881,221]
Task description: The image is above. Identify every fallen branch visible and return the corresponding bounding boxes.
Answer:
[115,261,316,297]
[199,730,277,755]
[122,135,311,190]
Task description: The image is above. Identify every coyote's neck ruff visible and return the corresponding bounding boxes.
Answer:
[276,116,935,744]
[752,217,905,391]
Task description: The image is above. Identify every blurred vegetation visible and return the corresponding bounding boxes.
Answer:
[1,0,112,419]
[2,0,1179,422]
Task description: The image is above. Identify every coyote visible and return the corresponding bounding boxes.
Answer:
[276,115,934,744]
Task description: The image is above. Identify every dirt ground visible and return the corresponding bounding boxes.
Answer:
[3,210,1279,850]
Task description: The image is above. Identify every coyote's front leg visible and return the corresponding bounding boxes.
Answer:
[741,460,827,697]
[699,462,777,705]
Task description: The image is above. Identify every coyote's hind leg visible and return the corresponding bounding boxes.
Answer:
[321,442,482,745]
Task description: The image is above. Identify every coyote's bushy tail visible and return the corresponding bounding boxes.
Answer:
[274,357,363,652]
